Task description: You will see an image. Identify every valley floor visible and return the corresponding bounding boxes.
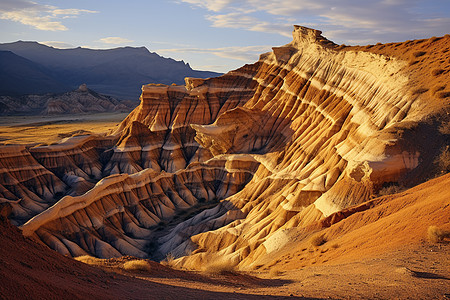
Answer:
[85,242,448,300]
[0,112,128,144]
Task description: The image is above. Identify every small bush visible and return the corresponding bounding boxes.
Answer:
[431,69,445,76]
[203,258,237,275]
[412,51,426,57]
[310,234,327,247]
[432,85,445,95]
[429,36,442,43]
[438,120,450,135]
[75,255,105,265]
[378,182,405,196]
[269,269,283,277]
[435,146,450,174]
[427,226,450,243]
[412,87,428,95]
[436,91,450,99]
[123,260,151,272]
[161,252,176,268]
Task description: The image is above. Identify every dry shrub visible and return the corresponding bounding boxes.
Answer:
[330,243,339,249]
[438,120,450,135]
[427,226,450,243]
[431,69,445,76]
[432,85,446,95]
[202,257,237,275]
[434,146,450,174]
[412,87,428,95]
[75,255,105,265]
[269,269,283,277]
[436,91,450,99]
[310,234,327,247]
[161,252,176,268]
[412,51,426,57]
[122,260,151,272]
[378,183,403,196]
[429,36,442,43]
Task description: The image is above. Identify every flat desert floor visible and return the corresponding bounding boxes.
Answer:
[0,112,128,144]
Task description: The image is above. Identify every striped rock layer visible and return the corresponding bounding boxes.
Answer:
[2,26,448,264]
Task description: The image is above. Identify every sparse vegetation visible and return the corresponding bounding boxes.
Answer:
[434,146,450,174]
[412,51,426,57]
[75,255,105,265]
[123,260,151,272]
[378,183,404,196]
[438,120,450,135]
[436,91,450,98]
[412,87,428,95]
[429,36,442,43]
[431,68,445,76]
[269,269,283,277]
[432,85,446,95]
[310,233,327,247]
[427,225,450,243]
[202,257,238,275]
[161,252,176,268]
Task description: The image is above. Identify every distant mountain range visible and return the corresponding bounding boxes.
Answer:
[0,41,222,99]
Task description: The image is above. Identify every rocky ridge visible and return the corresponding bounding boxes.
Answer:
[0,26,448,266]
[0,84,136,115]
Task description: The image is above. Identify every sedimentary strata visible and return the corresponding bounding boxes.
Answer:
[0,26,447,264]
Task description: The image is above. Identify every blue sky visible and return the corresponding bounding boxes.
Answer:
[0,0,449,73]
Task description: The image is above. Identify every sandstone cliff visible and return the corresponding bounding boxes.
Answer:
[1,26,448,264]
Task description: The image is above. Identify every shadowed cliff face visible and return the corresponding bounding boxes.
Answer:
[1,26,448,263]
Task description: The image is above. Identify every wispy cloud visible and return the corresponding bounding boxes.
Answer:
[157,45,272,62]
[180,0,450,44]
[98,37,134,45]
[0,0,97,31]
[206,13,292,37]
[180,0,239,12]
[41,41,75,49]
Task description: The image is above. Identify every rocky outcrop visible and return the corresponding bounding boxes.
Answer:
[0,84,137,116]
[21,156,258,258]
[0,145,67,225]
[1,26,448,264]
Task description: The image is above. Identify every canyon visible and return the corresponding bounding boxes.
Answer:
[0,26,449,298]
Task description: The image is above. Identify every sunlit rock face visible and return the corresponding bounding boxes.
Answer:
[0,145,66,225]
[3,26,448,262]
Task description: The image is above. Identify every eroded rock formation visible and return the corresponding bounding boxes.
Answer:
[1,26,448,265]
[0,84,136,116]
